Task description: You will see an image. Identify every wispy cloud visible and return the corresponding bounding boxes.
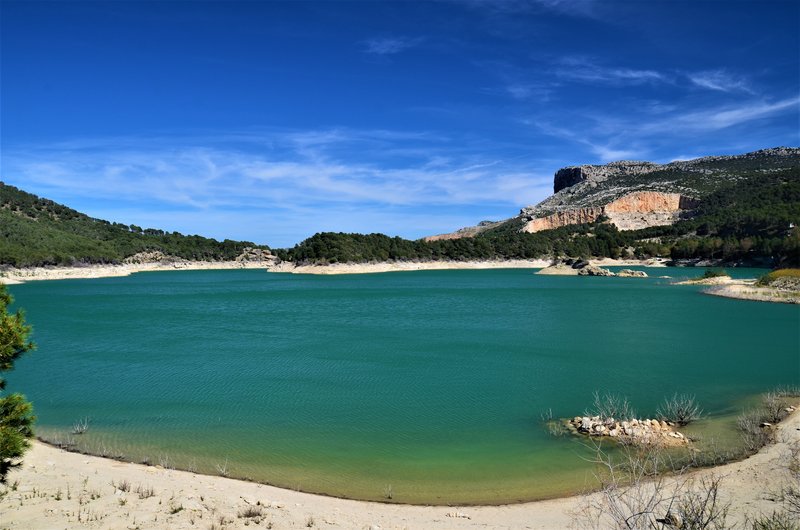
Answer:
[687,69,754,94]
[554,56,667,85]
[363,36,423,55]
[462,0,598,18]
[532,96,799,163]
[2,128,552,245]
[663,96,799,131]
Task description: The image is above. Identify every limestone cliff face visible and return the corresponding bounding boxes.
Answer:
[523,207,605,232]
[553,161,660,193]
[522,191,699,233]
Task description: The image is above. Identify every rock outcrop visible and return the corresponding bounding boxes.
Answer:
[424,147,800,242]
[424,220,504,242]
[522,191,699,233]
[618,269,648,278]
[567,415,689,446]
[235,247,276,262]
[523,207,605,232]
[577,264,615,276]
[554,161,660,193]
[122,251,175,264]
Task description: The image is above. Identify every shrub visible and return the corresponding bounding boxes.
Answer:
[756,269,800,287]
[586,391,636,422]
[702,268,729,279]
[657,393,703,426]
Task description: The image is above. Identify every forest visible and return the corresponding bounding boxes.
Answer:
[0,183,268,267]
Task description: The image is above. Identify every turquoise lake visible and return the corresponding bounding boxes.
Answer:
[6,268,800,504]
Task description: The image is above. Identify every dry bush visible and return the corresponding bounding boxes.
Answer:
[574,440,730,530]
[586,392,636,423]
[657,393,703,426]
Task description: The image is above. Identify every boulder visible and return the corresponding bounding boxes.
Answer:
[577,265,616,277]
[618,269,648,278]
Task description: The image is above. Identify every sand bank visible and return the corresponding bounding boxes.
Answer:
[2,407,798,529]
[0,261,271,285]
[673,276,800,304]
[1,258,673,283]
[269,258,669,275]
[704,282,800,304]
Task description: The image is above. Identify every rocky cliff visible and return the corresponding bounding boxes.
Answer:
[424,147,800,240]
[522,192,699,232]
[553,161,660,193]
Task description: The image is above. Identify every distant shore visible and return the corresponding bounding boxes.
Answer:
[1,258,674,283]
[268,257,669,275]
[674,275,800,304]
[0,261,270,285]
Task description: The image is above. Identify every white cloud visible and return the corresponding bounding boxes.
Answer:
[1,129,553,246]
[554,56,667,85]
[363,37,423,55]
[532,96,799,163]
[461,0,598,18]
[687,69,753,94]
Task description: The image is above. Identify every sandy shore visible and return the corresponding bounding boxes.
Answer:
[705,282,800,304]
[1,258,673,282]
[269,258,669,275]
[2,407,798,529]
[0,261,272,285]
[673,276,800,304]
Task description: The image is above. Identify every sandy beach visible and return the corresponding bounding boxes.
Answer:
[1,406,798,529]
[0,258,670,282]
[0,261,272,285]
[673,276,800,304]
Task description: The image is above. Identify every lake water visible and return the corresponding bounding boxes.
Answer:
[6,268,800,503]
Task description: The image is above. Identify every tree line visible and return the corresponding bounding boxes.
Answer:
[0,183,269,267]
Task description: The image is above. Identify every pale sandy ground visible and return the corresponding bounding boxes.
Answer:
[1,258,671,283]
[268,258,668,275]
[0,262,271,285]
[673,276,800,304]
[2,407,798,529]
[705,282,800,304]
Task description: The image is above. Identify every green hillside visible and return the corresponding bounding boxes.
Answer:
[0,183,268,267]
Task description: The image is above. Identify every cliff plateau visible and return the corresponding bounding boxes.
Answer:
[428,147,799,239]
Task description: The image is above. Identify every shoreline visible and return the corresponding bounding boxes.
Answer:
[2,406,798,528]
[0,260,272,285]
[270,257,671,275]
[0,257,674,283]
[674,276,800,304]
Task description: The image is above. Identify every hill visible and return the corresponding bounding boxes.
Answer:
[0,183,270,268]
[279,147,800,267]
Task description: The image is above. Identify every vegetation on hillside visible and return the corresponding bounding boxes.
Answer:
[0,183,269,267]
[756,269,800,289]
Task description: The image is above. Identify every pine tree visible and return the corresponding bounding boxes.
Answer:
[0,284,35,483]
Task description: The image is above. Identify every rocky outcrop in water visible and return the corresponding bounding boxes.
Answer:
[618,269,648,277]
[577,264,615,276]
[568,415,689,445]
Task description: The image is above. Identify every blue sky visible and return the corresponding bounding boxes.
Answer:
[1,0,798,247]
